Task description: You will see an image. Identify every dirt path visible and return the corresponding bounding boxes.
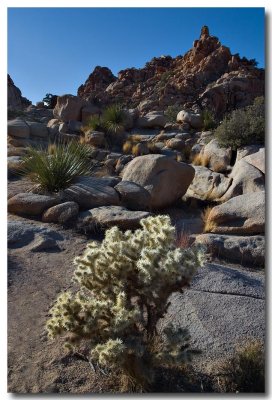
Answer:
[8,220,116,393]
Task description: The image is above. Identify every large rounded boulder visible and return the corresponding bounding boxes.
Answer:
[122,154,195,209]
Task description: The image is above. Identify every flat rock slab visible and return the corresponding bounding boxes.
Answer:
[195,233,265,267]
[63,177,120,209]
[163,263,265,363]
[79,206,151,231]
[8,221,64,251]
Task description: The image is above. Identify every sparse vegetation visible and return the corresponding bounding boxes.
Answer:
[165,105,180,123]
[122,140,133,154]
[21,140,93,192]
[82,114,103,133]
[215,96,265,150]
[201,110,217,131]
[46,215,205,392]
[8,109,27,120]
[201,206,217,233]
[216,340,265,393]
[192,153,210,167]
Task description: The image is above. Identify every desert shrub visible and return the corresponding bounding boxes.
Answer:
[46,215,205,392]
[165,105,180,123]
[214,96,265,150]
[201,110,217,131]
[217,340,265,393]
[21,140,93,192]
[82,115,103,133]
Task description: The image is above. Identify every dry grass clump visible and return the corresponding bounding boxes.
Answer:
[201,206,217,233]
[216,340,265,393]
[192,153,210,167]
[132,144,141,157]
[123,140,133,154]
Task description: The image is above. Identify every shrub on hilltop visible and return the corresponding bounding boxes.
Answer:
[46,215,205,392]
[214,96,265,150]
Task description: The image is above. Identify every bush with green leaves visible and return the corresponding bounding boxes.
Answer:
[201,110,217,131]
[46,215,205,392]
[165,105,180,123]
[214,97,265,150]
[83,114,103,133]
[22,140,93,193]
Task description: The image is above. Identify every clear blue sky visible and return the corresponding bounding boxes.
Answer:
[8,7,265,104]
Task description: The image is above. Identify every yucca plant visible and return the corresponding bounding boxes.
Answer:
[21,140,93,193]
[102,104,126,135]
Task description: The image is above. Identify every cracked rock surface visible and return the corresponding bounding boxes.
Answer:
[163,263,265,367]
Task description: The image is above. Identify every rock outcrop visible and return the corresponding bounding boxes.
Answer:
[8,75,31,110]
[77,27,264,118]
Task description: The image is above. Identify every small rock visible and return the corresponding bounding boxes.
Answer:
[201,139,232,172]
[87,206,151,230]
[177,110,203,129]
[8,193,60,216]
[166,138,185,151]
[115,180,151,210]
[42,202,79,224]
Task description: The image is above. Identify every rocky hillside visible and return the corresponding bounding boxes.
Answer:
[8,74,31,110]
[77,26,264,117]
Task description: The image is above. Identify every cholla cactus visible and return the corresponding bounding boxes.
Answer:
[46,215,205,391]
